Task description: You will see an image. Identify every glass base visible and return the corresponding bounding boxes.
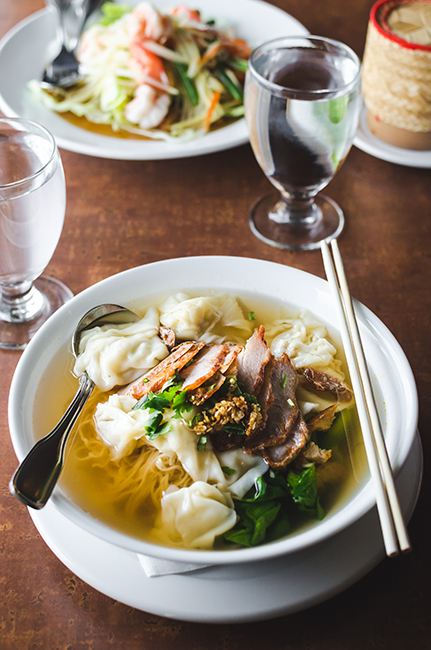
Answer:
[0,275,73,350]
[249,191,344,250]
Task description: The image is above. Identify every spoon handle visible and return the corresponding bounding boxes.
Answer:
[10,373,94,510]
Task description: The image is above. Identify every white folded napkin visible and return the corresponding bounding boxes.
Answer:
[138,554,212,578]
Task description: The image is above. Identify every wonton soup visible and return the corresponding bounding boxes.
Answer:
[34,290,367,551]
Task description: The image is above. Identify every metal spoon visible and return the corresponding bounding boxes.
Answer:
[10,303,140,509]
[41,0,103,89]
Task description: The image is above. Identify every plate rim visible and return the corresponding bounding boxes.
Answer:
[27,433,423,622]
[354,104,431,168]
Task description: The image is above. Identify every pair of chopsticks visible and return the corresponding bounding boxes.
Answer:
[321,239,411,557]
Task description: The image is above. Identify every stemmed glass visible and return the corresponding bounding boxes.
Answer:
[0,118,72,350]
[245,36,362,250]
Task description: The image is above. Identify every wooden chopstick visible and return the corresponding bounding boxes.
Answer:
[321,239,411,557]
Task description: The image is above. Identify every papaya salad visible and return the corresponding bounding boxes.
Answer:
[30,2,251,141]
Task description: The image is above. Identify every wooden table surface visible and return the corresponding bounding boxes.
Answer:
[1,0,430,647]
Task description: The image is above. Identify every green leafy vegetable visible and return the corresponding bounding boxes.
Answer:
[221,466,236,476]
[223,422,246,436]
[99,2,133,25]
[223,499,282,547]
[214,66,243,102]
[224,464,325,547]
[229,58,249,72]
[248,311,256,321]
[174,63,199,106]
[287,465,324,519]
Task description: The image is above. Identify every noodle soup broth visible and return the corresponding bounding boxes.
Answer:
[33,289,368,551]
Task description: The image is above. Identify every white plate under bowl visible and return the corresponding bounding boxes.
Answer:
[354,105,431,168]
[8,257,419,567]
[28,433,423,622]
[0,0,307,159]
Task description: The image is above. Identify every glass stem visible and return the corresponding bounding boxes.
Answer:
[0,281,45,323]
[269,193,322,226]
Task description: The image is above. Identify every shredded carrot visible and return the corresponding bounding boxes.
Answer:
[204,91,222,132]
[200,41,222,66]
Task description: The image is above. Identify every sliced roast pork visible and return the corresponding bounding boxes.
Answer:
[180,343,242,391]
[123,341,205,399]
[300,367,354,403]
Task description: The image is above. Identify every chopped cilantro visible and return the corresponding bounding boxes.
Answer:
[131,373,191,440]
[222,466,236,476]
[248,311,256,321]
[197,435,207,451]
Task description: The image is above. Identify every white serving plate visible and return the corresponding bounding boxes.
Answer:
[8,256,419,569]
[354,105,431,168]
[0,0,307,159]
[28,433,422,622]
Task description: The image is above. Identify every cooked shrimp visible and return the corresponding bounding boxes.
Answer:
[127,1,172,43]
[125,84,171,129]
[170,5,202,23]
[129,41,166,79]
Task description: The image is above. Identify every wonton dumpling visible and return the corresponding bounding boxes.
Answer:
[215,449,268,498]
[148,417,226,485]
[265,311,344,379]
[153,482,237,549]
[74,307,169,390]
[94,393,149,458]
[159,293,252,344]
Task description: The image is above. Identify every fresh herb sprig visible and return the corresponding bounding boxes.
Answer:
[132,374,192,440]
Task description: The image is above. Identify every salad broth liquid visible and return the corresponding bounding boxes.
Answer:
[32,291,368,547]
[59,111,240,140]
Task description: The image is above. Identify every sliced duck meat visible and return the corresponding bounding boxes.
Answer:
[262,412,309,469]
[123,340,205,399]
[256,356,275,413]
[180,343,242,392]
[306,404,338,433]
[236,326,271,397]
[245,353,298,451]
[159,325,176,350]
[210,431,245,452]
[300,367,354,403]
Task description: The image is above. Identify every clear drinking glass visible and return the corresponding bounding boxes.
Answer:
[0,118,72,350]
[245,36,362,250]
